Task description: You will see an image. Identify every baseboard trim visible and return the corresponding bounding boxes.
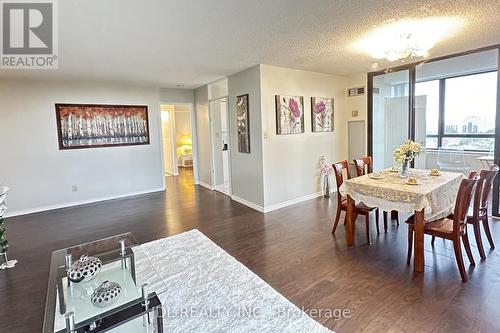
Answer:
[263,189,337,213]
[231,195,264,213]
[4,187,165,218]
[197,181,214,191]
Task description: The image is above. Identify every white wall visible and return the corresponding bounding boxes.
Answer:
[208,78,228,100]
[159,88,194,104]
[0,79,164,216]
[227,65,265,207]
[260,65,349,208]
[173,111,192,147]
[346,73,367,122]
[194,85,212,187]
[345,73,368,166]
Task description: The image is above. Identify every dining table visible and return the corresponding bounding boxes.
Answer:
[339,168,463,273]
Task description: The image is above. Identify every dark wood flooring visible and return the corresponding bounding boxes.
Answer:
[1,168,500,332]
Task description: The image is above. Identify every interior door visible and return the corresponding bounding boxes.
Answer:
[348,121,366,167]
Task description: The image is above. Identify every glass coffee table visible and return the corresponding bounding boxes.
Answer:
[43,233,166,333]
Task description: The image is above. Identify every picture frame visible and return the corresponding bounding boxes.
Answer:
[275,95,305,135]
[236,94,251,153]
[55,104,150,150]
[311,97,334,132]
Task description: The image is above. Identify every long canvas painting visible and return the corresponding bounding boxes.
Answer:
[311,97,334,132]
[236,94,250,153]
[55,104,150,149]
[275,95,304,135]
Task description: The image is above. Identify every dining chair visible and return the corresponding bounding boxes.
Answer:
[353,156,399,233]
[353,156,373,175]
[406,175,479,282]
[332,160,379,244]
[437,147,469,175]
[466,165,498,260]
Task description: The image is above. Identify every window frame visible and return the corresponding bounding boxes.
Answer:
[367,44,500,217]
[420,70,497,152]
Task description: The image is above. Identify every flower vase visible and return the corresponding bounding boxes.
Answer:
[399,161,409,178]
[323,175,331,198]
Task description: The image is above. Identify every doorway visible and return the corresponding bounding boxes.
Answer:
[209,97,231,195]
[160,103,198,185]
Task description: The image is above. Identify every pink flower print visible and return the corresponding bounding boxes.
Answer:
[288,98,301,118]
[314,100,326,114]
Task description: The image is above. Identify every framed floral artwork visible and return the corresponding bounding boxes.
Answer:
[236,94,250,153]
[311,97,334,132]
[275,95,304,135]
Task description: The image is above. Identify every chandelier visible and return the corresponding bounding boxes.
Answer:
[354,17,464,62]
[383,33,429,62]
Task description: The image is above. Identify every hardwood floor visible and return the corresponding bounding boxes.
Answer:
[1,168,500,332]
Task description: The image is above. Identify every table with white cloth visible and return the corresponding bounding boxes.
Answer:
[339,168,463,273]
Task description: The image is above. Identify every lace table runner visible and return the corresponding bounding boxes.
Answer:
[339,169,463,220]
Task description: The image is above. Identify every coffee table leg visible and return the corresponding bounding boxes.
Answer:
[154,305,164,333]
[413,209,425,273]
[65,312,76,333]
[346,195,355,246]
[141,283,151,327]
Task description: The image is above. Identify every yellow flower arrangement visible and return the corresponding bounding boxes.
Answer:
[393,140,423,164]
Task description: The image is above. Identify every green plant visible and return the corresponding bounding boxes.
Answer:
[0,215,7,254]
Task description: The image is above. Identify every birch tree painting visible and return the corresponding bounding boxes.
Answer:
[55,104,149,149]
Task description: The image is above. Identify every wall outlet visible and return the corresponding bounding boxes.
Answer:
[352,110,359,117]
[263,132,268,139]
[71,185,78,192]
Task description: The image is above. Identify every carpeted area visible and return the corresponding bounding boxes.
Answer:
[136,229,333,333]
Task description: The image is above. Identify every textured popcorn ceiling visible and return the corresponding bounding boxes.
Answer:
[1,0,499,88]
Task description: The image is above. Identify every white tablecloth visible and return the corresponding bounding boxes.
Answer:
[339,169,463,220]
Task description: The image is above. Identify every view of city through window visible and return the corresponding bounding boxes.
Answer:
[416,71,497,151]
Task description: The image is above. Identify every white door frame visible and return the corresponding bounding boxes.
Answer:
[158,102,199,186]
[167,107,179,175]
[208,96,232,196]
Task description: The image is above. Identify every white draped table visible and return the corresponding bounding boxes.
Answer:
[339,168,463,273]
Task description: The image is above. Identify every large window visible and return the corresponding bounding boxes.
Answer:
[417,71,498,151]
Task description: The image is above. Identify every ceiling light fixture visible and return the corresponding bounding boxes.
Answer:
[354,17,464,62]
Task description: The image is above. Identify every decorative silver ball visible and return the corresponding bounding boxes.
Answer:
[91,280,122,307]
[67,255,102,283]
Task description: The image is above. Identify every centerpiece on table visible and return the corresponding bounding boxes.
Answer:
[319,156,334,198]
[0,186,17,269]
[393,140,423,178]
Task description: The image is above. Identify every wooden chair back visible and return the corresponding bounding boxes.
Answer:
[468,171,484,218]
[478,165,499,212]
[353,156,373,176]
[452,176,479,235]
[333,160,350,203]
